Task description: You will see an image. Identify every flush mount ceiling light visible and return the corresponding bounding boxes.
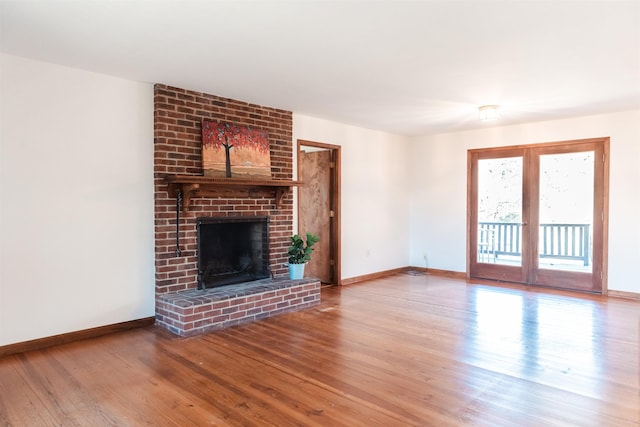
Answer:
[479,105,500,121]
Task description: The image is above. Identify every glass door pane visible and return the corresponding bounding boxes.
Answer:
[538,151,594,273]
[477,157,523,266]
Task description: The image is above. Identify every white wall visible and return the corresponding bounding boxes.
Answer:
[0,54,155,345]
[293,114,411,280]
[408,110,640,293]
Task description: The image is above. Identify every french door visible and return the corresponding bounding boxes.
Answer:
[468,138,609,293]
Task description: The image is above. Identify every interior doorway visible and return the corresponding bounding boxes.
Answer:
[297,140,341,285]
[468,138,609,293]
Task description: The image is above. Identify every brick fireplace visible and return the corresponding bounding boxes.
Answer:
[153,84,320,336]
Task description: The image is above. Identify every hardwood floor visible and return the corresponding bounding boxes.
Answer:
[1,273,638,426]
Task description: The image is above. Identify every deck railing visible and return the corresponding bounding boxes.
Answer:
[478,222,591,266]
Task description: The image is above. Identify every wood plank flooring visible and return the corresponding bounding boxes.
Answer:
[1,273,638,426]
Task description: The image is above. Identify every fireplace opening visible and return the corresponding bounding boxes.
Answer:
[197,216,270,289]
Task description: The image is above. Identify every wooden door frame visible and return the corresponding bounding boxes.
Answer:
[297,139,342,285]
[467,137,609,293]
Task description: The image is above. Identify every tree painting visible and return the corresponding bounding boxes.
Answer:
[201,121,271,178]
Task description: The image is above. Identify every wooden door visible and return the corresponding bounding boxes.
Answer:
[468,138,609,293]
[530,142,607,292]
[469,148,528,284]
[298,144,338,284]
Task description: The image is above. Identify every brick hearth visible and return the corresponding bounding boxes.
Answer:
[156,278,320,336]
[153,84,319,335]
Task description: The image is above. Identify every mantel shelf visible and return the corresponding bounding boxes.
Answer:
[164,174,303,210]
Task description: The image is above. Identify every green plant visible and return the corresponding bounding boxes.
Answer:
[287,232,319,264]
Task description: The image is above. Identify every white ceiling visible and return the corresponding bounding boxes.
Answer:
[1,0,639,136]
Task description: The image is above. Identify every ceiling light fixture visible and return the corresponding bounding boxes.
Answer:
[479,105,500,121]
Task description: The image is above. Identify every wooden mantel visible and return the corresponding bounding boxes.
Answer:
[165,174,303,210]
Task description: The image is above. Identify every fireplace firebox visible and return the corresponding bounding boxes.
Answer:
[197,216,270,289]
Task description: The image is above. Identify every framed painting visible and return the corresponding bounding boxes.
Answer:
[201,121,271,179]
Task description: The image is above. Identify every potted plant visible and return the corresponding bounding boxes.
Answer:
[287,232,319,279]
